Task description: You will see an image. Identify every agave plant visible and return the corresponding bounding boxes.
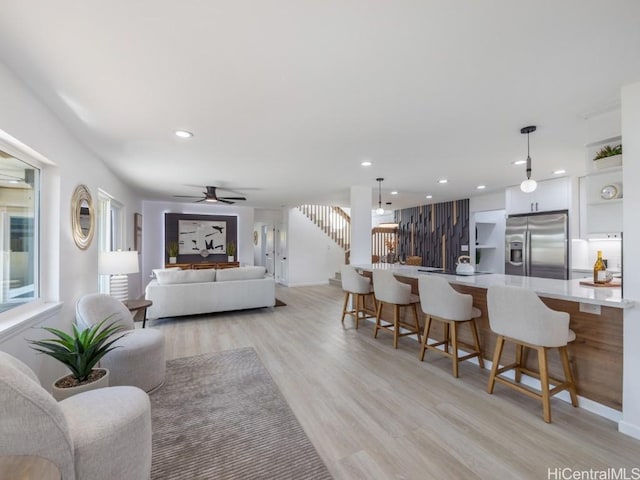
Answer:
[29,317,127,382]
[594,144,622,160]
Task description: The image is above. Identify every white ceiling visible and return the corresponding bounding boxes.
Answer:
[1,1,639,209]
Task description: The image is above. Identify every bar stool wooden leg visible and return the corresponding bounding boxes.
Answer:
[419,315,432,361]
[373,301,384,338]
[451,321,459,378]
[470,319,484,369]
[341,292,350,325]
[443,323,450,354]
[487,335,505,394]
[393,305,400,349]
[515,345,524,382]
[354,294,362,329]
[411,303,421,344]
[560,346,579,407]
[538,346,552,423]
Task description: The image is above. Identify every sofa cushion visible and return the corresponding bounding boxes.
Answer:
[156,269,216,285]
[216,266,266,282]
[151,267,181,279]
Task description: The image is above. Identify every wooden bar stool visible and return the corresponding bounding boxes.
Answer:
[340,265,377,329]
[486,285,578,423]
[372,270,421,348]
[417,275,484,377]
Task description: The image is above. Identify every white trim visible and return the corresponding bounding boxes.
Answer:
[0,302,62,340]
[618,420,640,440]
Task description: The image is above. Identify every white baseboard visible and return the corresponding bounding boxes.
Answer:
[618,420,640,440]
[285,280,330,287]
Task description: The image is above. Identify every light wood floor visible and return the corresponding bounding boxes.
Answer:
[148,284,640,479]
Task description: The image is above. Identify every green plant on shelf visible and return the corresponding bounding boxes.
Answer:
[227,241,236,257]
[166,241,179,257]
[593,144,622,161]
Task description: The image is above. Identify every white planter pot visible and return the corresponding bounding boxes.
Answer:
[52,368,110,401]
[169,257,177,264]
[228,256,235,262]
[593,154,622,170]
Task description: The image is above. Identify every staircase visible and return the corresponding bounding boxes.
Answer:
[297,205,351,262]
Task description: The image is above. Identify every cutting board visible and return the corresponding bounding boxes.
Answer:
[579,278,622,288]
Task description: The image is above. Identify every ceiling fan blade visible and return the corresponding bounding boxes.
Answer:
[218,198,235,204]
[218,196,246,201]
[174,195,202,198]
[195,198,207,203]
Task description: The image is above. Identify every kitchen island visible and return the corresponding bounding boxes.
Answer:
[354,263,633,413]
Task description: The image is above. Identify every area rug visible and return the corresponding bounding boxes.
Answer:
[149,348,331,480]
[275,298,287,307]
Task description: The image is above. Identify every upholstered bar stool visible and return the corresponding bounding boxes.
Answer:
[340,265,377,329]
[417,275,484,377]
[372,270,421,348]
[486,285,578,423]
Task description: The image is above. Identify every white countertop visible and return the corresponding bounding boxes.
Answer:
[353,264,633,309]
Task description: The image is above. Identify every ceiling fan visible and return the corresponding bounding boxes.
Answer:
[174,186,247,204]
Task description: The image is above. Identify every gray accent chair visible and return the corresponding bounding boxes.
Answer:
[76,293,166,393]
[486,284,578,423]
[417,275,484,377]
[372,269,422,348]
[0,350,152,480]
[340,265,377,329]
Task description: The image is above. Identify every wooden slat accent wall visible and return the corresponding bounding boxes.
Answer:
[394,199,469,268]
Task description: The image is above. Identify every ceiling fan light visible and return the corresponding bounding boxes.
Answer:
[376,207,385,215]
[520,178,537,193]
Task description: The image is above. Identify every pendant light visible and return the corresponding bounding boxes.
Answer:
[520,125,537,193]
[376,177,385,215]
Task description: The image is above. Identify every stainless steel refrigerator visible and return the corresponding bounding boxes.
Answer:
[505,211,569,280]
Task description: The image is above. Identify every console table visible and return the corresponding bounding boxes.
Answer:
[165,262,239,270]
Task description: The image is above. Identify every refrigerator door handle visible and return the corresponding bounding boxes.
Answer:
[524,230,531,276]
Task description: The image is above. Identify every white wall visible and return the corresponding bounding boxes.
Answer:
[141,200,256,281]
[286,208,345,286]
[0,59,142,387]
[620,82,640,439]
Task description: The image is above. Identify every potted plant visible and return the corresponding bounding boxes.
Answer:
[28,318,126,401]
[593,144,622,169]
[227,241,236,262]
[166,241,179,264]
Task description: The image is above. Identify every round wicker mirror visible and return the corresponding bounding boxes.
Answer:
[71,184,95,250]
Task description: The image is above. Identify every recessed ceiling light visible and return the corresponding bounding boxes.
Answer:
[9,180,20,184]
[390,191,398,195]
[477,185,486,189]
[512,160,526,165]
[553,169,566,175]
[360,160,372,167]
[426,195,433,199]
[175,130,193,138]
[438,179,448,184]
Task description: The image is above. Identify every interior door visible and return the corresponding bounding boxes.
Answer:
[263,225,275,276]
[275,224,288,285]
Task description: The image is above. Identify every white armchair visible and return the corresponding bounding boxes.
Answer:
[76,293,166,392]
[0,350,151,480]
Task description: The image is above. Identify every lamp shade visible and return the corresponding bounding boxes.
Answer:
[99,251,139,275]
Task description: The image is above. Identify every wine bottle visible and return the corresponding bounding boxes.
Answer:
[593,250,607,284]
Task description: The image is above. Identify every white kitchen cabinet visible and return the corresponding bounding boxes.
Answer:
[505,177,570,215]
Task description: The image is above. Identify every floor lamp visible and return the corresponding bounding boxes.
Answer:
[99,251,139,302]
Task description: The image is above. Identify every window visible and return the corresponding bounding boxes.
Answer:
[0,149,39,313]
[97,190,124,293]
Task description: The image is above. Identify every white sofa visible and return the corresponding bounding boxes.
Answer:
[145,266,275,320]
